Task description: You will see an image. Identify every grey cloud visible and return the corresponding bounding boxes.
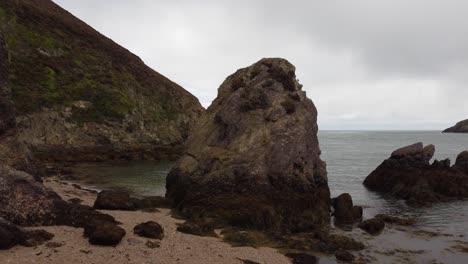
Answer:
[53,0,468,129]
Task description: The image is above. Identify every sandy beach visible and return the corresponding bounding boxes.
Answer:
[0,178,291,264]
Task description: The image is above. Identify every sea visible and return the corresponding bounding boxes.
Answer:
[70,131,468,238]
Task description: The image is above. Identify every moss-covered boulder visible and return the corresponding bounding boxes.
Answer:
[166,58,330,232]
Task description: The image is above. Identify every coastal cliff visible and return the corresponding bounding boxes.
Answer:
[0,0,203,165]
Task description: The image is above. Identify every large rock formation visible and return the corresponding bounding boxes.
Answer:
[443,119,468,133]
[0,0,203,164]
[363,142,468,205]
[166,58,330,231]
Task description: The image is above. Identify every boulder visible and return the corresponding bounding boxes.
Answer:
[332,193,362,225]
[133,221,164,240]
[335,249,355,262]
[0,218,24,250]
[358,218,385,235]
[85,220,126,246]
[455,151,468,172]
[363,143,468,206]
[0,166,116,229]
[285,253,318,264]
[443,119,468,133]
[0,218,53,249]
[0,166,66,226]
[93,190,137,211]
[166,58,330,231]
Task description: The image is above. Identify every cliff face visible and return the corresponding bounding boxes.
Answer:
[167,58,330,231]
[443,119,468,133]
[0,0,203,162]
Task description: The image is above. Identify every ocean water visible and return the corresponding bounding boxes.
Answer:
[319,131,468,236]
[71,131,468,236]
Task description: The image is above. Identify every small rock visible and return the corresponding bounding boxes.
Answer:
[21,230,54,247]
[134,221,164,240]
[45,242,63,248]
[68,198,83,204]
[145,240,160,249]
[358,218,385,235]
[285,253,318,264]
[335,249,355,262]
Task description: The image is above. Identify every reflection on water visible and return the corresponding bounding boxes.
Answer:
[70,160,174,197]
[71,131,468,236]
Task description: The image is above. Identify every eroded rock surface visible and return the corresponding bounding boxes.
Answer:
[364,143,468,205]
[166,58,330,231]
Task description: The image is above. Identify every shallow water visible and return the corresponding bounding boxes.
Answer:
[70,160,174,197]
[71,131,468,236]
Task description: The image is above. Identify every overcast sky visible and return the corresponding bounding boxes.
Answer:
[53,0,468,130]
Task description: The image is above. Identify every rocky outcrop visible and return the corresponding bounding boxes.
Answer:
[0,0,203,164]
[363,143,468,205]
[331,193,363,226]
[443,119,468,133]
[166,58,330,231]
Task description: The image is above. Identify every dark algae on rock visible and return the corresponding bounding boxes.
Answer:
[0,0,203,163]
[443,119,468,133]
[363,142,468,205]
[166,58,330,232]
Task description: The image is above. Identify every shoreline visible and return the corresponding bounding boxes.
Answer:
[0,177,290,264]
[1,177,467,264]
